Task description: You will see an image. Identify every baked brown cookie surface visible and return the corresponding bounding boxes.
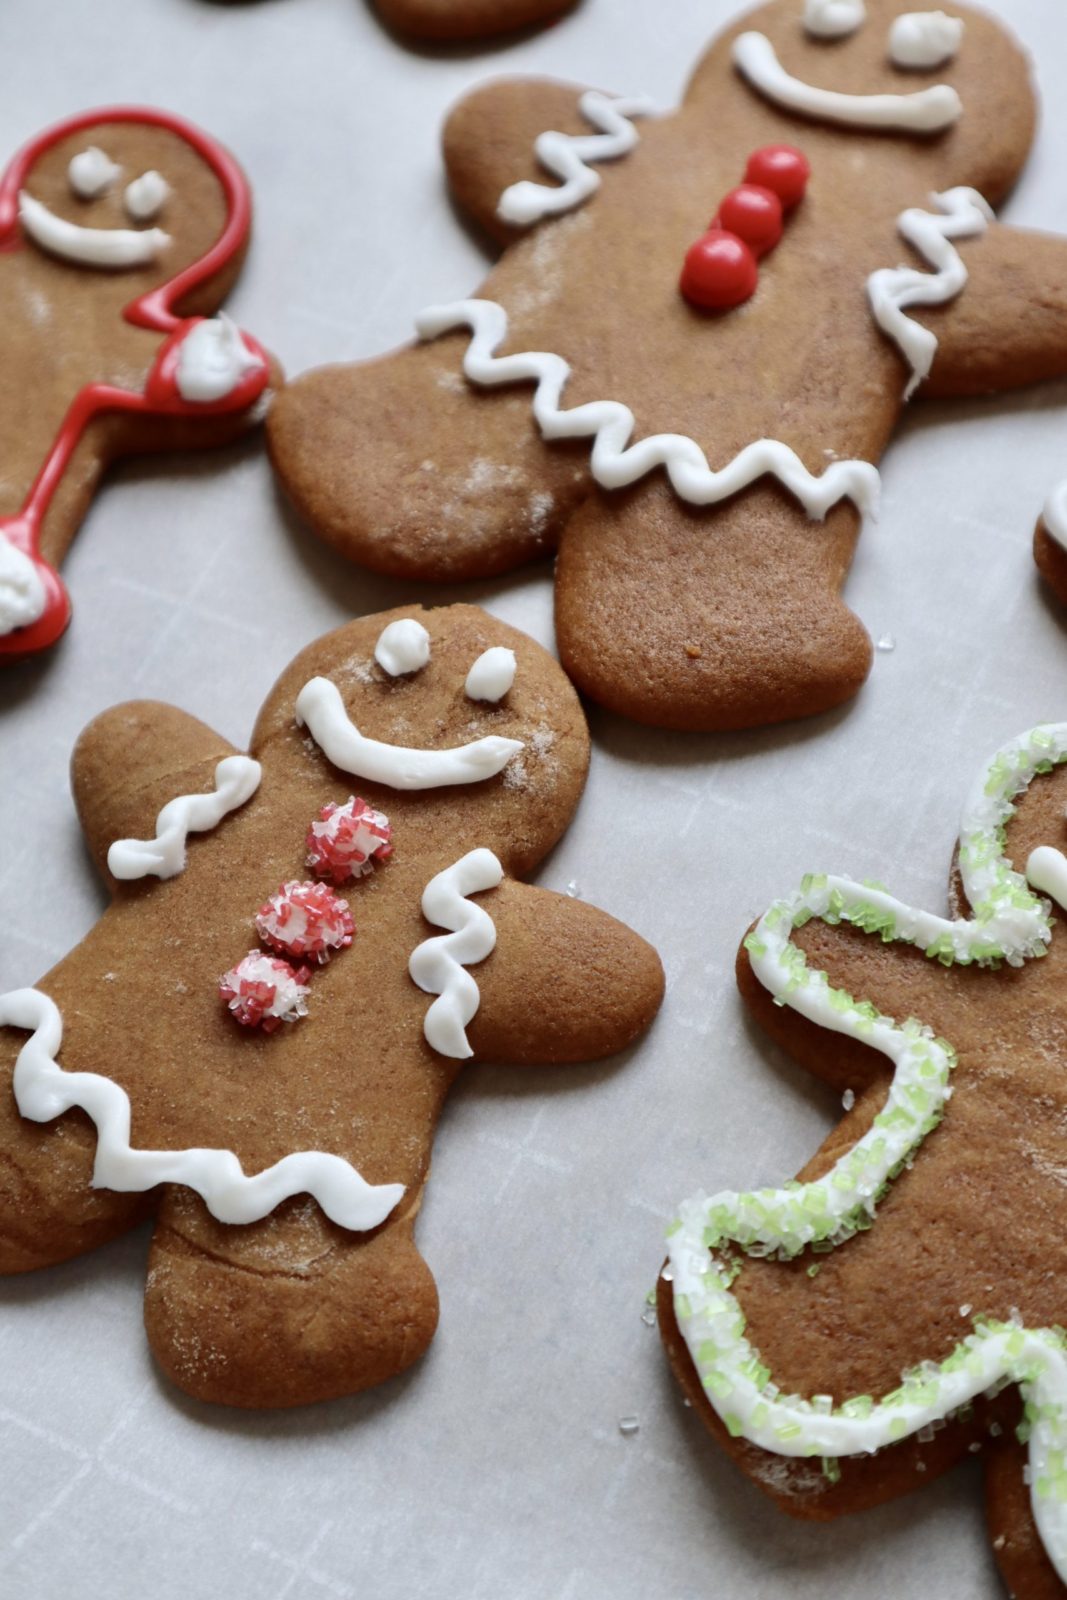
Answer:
[374,0,578,42]
[269,0,1067,733]
[0,604,663,1408]
[0,107,275,664]
[659,724,1067,1597]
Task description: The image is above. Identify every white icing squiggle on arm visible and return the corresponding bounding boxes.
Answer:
[733,31,962,133]
[0,988,406,1231]
[417,299,880,520]
[296,677,523,790]
[107,755,262,881]
[409,849,503,1059]
[867,188,992,398]
[666,724,1067,1585]
[497,91,655,228]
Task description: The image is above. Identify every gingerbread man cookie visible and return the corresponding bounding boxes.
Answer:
[0,605,663,1409]
[373,0,578,42]
[269,0,1067,732]
[0,106,273,663]
[660,725,1067,1596]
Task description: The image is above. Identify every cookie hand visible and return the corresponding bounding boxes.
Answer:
[465,880,664,1064]
[71,701,245,878]
[920,224,1067,397]
[444,78,614,243]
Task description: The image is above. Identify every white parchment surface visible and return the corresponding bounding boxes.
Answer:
[2,1,1067,1595]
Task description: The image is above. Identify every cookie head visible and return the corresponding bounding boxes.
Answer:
[0,108,249,301]
[255,606,591,876]
[689,0,1034,201]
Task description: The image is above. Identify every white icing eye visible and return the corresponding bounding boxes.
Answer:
[68,146,121,199]
[465,647,516,703]
[374,618,431,676]
[804,0,866,39]
[889,11,963,68]
[124,170,170,222]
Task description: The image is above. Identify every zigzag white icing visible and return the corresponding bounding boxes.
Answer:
[409,849,503,1060]
[416,299,881,520]
[666,724,1067,1582]
[867,187,993,399]
[0,987,406,1231]
[497,91,655,228]
[107,755,262,881]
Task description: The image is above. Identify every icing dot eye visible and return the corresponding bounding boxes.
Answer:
[68,146,121,199]
[804,0,866,39]
[465,646,517,703]
[889,11,963,69]
[374,618,430,676]
[124,170,170,222]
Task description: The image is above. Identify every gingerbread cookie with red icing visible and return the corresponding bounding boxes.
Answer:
[660,722,1067,1598]
[0,604,663,1409]
[0,107,275,664]
[269,0,1067,732]
[373,0,578,43]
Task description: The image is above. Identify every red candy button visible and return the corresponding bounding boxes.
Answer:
[680,229,758,311]
[744,145,810,210]
[715,183,783,258]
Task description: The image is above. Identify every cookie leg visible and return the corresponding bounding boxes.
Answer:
[657,1270,988,1526]
[555,480,872,732]
[985,1434,1065,1599]
[267,338,589,583]
[0,1031,148,1271]
[144,1188,439,1408]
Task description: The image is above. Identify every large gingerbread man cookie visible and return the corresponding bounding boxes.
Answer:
[269,0,1067,732]
[374,0,578,42]
[0,604,663,1409]
[660,724,1067,1596]
[0,106,274,663]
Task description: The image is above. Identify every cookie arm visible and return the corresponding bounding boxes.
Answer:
[71,700,241,879]
[467,880,664,1064]
[443,77,608,244]
[923,224,1067,397]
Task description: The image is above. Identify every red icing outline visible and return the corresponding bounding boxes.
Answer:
[0,106,270,662]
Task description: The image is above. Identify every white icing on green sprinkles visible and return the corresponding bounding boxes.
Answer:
[667,724,1067,1582]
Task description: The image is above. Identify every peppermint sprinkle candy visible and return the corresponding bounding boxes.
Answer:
[307,796,392,884]
[219,952,311,1033]
[255,880,354,964]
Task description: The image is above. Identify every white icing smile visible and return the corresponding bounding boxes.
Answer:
[18,190,170,268]
[733,29,962,132]
[295,676,523,791]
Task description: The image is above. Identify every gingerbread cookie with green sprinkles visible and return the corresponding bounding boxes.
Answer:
[660,723,1067,1599]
